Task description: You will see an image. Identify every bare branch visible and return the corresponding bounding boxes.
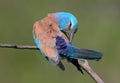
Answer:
[0,43,104,83]
[78,60,104,83]
[0,44,37,50]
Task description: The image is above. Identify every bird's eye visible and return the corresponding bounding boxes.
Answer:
[68,21,72,30]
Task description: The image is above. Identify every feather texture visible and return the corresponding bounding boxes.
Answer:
[56,35,103,61]
[33,15,62,65]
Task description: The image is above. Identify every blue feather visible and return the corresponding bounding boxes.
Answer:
[56,35,103,61]
[32,32,47,58]
[54,12,78,31]
[32,32,41,48]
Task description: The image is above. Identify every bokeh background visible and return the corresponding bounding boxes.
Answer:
[0,0,120,83]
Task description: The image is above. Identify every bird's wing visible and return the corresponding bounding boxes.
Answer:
[33,15,68,68]
[56,35,103,61]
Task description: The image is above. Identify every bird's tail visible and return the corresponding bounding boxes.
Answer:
[56,35,103,61]
[67,44,103,61]
[57,61,65,71]
[70,59,84,74]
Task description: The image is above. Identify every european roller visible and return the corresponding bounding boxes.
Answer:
[53,12,83,73]
[33,12,103,72]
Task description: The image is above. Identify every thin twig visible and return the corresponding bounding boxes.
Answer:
[78,60,104,83]
[0,44,37,49]
[0,43,104,83]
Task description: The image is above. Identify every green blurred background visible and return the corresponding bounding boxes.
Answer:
[0,0,120,83]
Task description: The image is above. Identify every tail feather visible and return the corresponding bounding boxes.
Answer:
[67,45,103,61]
[70,59,84,74]
[56,35,103,61]
[57,61,65,71]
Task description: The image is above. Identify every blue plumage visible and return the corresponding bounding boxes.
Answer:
[54,12,78,32]
[56,35,103,61]
[54,12,78,42]
[32,32,41,48]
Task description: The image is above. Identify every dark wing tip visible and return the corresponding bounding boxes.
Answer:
[77,49,103,61]
[70,59,84,74]
[57,61,65,71]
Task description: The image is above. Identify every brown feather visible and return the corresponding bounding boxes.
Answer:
[33,14,69,64]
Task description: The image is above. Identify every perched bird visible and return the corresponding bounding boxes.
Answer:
[33,12,103,71]
[49,12,84,73]
[52,12,83,73]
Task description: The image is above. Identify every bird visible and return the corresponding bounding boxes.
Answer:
[52,12,83,73]
[33,12,103,72]
[49,12,84,73]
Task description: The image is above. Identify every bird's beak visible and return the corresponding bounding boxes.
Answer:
[64,31,74,43]
[69,31,74,43]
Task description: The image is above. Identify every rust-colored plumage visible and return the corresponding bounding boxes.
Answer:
[33,14,69,70]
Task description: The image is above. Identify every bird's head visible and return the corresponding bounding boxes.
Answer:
[54,12,78,43]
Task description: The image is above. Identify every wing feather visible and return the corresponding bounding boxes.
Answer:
[33,15,67,65]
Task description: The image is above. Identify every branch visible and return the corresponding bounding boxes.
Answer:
[0,43,104,83]
[0,44,37,49]
[78,60,104,83]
